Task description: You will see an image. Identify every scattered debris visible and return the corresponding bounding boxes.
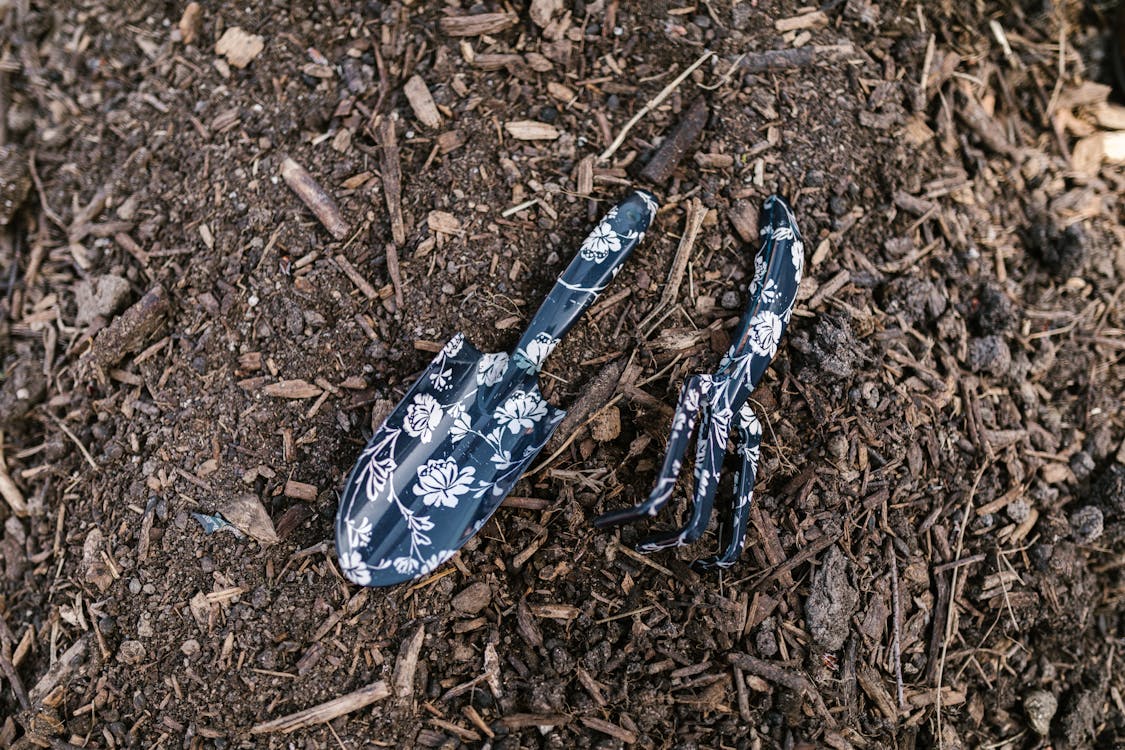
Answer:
[806,545,858,651]
[280,157,350,240]
[218,495,278,545]
[250,681,391,734]
[215,27,264,69]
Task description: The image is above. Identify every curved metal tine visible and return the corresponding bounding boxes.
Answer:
[593,375,709,529]
[694,404,762,570]
[635,394,726,552]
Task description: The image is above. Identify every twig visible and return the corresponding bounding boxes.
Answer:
[726,652,835,727]
[378,118,406,245]
[598,49,715,164]
[280,157,350,240]
[0,430,28,515]
[639,97,710,184]
[640,198,706,337]
[250,681,391,734]
[27,149,66,231]
[888,541,906,710]
[47,413,98,470]
[0,615,30,710]
[385,241,404,307]
[935,461,988,749]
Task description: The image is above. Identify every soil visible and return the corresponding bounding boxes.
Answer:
[1,1,1124,748]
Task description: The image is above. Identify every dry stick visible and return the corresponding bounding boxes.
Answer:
[640,197,706,337]
[47,413,98,470]
[739,44,855,74]
[888,541,906,711]
[598,49,715,164]
[0,615,29,710]
[280,157,349,240]
[385,241,404,307]
[935,462,989,749]
[250,681,391,734]
[0,431,27,515]
[639,97,710,184]
[379,118,406,246]
[726,652,835,727]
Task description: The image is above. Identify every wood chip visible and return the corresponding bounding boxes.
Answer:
[335,254,379,300]
[640,97,709,185]
[262,380,323,399]
[283,480,317,501]
[215,27,264,69]
[439,13,518,37]
[280,157,350,240]
[178,2,203,45]
[78,284,169,382]
[579,716,637,744]
[775,11,828,32]
[499,713,571,729]
[250,681,390,734]
[379,118,406,245]
[0,434,27,516]
[393,625,426,698]
[219,494,279,545]
[505,120,560,141]
[427,210,462,235]
[404,75,442,129]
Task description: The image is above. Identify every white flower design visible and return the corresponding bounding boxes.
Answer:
[340,551,371,585]
[578,220,621,263]
[346,516,373,549]
[414,457,476,508]
[709,406,734,449]
[495,389,549,434]
[442,334,464,358]
[638,191,659,220]
[738,403,762,433]
[402,392,443,444]
[392,556,418,575]
[363,455,395,497]
[449,411,473,443]
[751,251,767,294]
[429,367,453,390]
[418,550,455,576]
[747,311,783,358]
[772,225,795,243]
[514,332,559,373]
[791,237,805,278]
[759,276,778,305]
[476,352,509,386]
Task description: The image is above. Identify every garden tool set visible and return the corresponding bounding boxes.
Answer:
[337,191,803,587]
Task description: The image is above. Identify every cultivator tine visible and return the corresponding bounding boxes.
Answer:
[694,404,762,570]
[593,375,710,529]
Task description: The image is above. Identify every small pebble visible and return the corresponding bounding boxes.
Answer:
[1068,451,1095,481]
[117,640,146,665]
[451,582,491,615]
[1006,498,1031,524]
[181,639,201,656]
[720,290,741,309]
[1024,689,1058,735]
[1069,505,1103,543]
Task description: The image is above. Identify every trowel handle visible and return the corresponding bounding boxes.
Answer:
[511,190,658,373]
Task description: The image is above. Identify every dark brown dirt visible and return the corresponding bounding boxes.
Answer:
[1,1,1124,748]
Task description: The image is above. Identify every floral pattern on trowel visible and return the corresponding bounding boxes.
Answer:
[337,190,658,587]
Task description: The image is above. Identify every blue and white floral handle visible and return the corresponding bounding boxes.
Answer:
[512,190,659,373]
